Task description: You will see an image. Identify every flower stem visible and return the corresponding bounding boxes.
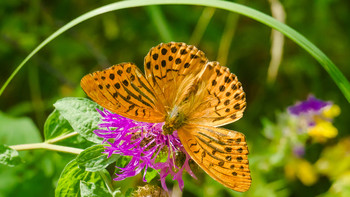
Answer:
[189,7,216,45]
[10,143,83,155]
[45,131,79,144]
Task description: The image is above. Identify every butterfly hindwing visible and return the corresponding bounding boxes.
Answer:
[188,61,246,127]
[80,63,165,122]
[144,42,208,107]
[81,43,251,192]
[178,124,251,192]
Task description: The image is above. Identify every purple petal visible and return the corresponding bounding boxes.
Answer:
[95,109,194,192]
[288,95,331,116]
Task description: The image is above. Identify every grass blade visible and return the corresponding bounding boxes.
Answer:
[1,0,349,102]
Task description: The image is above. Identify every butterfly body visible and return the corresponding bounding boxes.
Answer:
[81,42,251,192]
[163,105,186,135]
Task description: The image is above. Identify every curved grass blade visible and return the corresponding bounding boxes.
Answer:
[1,0,349,102]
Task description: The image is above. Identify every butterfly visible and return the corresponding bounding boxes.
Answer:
[81,42,251,192]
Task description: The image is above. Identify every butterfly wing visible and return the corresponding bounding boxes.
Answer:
[178,124,251,192]
[144,42,208,108]
[81,63,165,122]
[187,61,246,127]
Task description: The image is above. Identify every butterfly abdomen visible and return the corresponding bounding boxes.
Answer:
[162,106,187,135]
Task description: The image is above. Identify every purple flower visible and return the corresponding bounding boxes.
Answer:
[288,95,331,116]
[293,145,305,157]
[94,109,196,191]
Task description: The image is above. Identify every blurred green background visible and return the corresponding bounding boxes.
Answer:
[1,0,349,196]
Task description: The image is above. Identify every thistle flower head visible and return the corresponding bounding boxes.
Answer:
[94,109,196,191]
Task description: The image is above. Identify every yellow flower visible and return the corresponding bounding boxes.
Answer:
[308,121,338,143]
[327,171,350,196]
[315,137,350,179]
[285,158,318,186]
[297,159,318,186]
[322,104,341,119]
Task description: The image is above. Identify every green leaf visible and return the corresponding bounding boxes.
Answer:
[55,159,108,197]
[44,109,74,141]
[124,188,135,197]
[145,168,158,183]
[114,156,132,176]
[115,156,131,168]
[76,145,120,172]
[0,111,41,145]
[80,180,112,197]
[44,109,94,148]
[54,97,103,143]
[0,144,22,167]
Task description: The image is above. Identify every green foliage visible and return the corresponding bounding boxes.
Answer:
[55,159,112,197]
[0,145,22,167]
[145,168,158,183]
[49,99,120,196]
[44,108,94,149]
[76,145,119,172]
[0,112,41,145]
[1,0,349,102]
[0,111,63,197]
[1,0,350,196]
[44,109,74,141]
[124,188,135,197]
[80,180,113,197]
[0,97,113,196]
[54,98,103,143]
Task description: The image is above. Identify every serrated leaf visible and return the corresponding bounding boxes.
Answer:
[53,97,103,143]
[55,159,108,197]
[0,144,22,167]
[80,180,112,197]
[44,109,74,141]
[76,145,119,172]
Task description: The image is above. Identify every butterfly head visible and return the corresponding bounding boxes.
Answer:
[162,105,187,135]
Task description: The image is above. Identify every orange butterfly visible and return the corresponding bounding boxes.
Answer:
[81,42,251,192]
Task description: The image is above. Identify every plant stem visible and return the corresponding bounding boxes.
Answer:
[146,5,173,42]
[10,143,83,155]
[217,12,239,66]
[45,131,79,144]
[267,0,286,84]
[189,7,216,45]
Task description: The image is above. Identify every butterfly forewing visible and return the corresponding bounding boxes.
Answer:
[188,61,246,127]
[178,124,251,192]
[81,63,165,122]
[81,42,251,192]
[144,42,208,108]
